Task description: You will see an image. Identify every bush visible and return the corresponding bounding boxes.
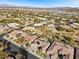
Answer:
[63,36,77,47]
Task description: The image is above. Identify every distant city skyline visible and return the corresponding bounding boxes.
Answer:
[0,0,79,7]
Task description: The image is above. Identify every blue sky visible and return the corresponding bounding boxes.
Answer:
[0,0,79,7]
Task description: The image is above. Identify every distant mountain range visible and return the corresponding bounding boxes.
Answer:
[0,4,79,11]
[0,4,78,8]
[0,4,20,7]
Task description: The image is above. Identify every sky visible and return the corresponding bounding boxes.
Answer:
[0,0,79,7]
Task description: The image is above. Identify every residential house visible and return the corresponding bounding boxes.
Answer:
[24,34,38,43]
[29,37,50,54]
[46,41,74,59]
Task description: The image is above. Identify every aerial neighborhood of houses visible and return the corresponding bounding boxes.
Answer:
[0,7,79,59]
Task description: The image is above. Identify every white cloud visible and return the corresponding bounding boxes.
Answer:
[67,0,79,7]
[72,0,79,3]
